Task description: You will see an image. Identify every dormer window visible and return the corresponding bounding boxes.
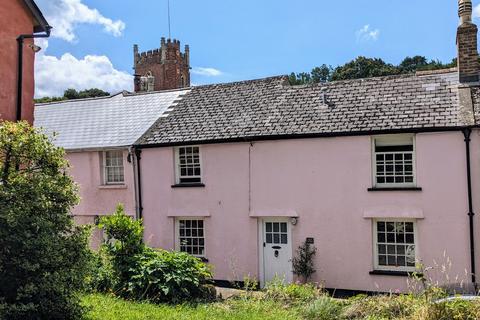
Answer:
[373,135,415,188]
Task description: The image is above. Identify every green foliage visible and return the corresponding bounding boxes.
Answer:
[126,248,213,303]
[292,240,317,282]
[35,88,110,103]
[424,299,480,320]
[86,248,118,293]
[83,293,302,320]
[303,295,344,320]
[0,121,91,320]
[343,294,419,319]
[263,279,322,304]
[95,205,213,303]
[289,56,457,85]
[99,204,145,286]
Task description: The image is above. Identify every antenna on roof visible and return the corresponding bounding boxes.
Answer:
[167,0,171,39]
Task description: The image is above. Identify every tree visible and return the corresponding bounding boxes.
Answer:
[63,88,81,100]
[331,56,399,81]
[35,88,111,104]
[398,56,429,73]
[288,56,458,85]
[311,64,332,83]
[0,121,91,319]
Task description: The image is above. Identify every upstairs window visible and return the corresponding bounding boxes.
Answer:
[373,135,415,187]
[175,146,201,184]
[103,150,124,184]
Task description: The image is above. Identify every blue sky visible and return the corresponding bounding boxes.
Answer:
[34,0,475,97]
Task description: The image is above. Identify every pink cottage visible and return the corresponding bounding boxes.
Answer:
[35,1,480,294]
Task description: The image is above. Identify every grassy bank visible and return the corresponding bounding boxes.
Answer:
[83,281,480,320]
[83,293,301,320]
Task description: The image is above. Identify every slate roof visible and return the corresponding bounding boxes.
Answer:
[34,90,189,150]
[137,71,468,146]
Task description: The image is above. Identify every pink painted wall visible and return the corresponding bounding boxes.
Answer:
[0,0,36,124]
[141,131,478,292]
[67,150,136,247]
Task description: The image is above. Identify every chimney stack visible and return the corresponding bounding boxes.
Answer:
[457,0,479,83]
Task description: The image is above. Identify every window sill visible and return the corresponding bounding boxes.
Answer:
[98,184,127,190]
[368,187,422,192]
[369,270,421,277]
[171,183,205,188]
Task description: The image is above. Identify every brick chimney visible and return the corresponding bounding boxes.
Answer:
[457,0,479,83]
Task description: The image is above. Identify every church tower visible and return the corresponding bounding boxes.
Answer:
[133,37,190,92]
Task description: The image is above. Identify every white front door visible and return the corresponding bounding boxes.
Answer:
[260,218,293,286]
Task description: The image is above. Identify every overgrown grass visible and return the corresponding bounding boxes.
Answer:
[83,293,301,320]
[84,278,480,320]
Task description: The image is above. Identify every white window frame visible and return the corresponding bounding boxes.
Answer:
[175,218,206,258]
[103,150,125,185]
[373,219,419,272]
[372,134,417,188]
[174,146,202,184]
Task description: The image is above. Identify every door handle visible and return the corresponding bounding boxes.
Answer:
[272,246,281,249]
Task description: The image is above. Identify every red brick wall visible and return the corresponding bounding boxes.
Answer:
[0,0,36,124]
[134,39,190,92]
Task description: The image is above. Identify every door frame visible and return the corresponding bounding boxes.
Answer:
[258,217,293,287]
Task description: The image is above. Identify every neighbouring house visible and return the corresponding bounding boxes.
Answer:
[34,89,189,247]
[36,0,480,294]
[0,0,50,124]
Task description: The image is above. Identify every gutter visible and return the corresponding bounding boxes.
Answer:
[16,26,51,121]
[135,125,474,149]
[134,148,143,219]
[462,128,477,290]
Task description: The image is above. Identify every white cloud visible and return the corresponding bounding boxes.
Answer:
[35,40,132,98]
[474,4,480,19]
[191,67,223,77]
[356,25,380,42]
[37,0,125,42]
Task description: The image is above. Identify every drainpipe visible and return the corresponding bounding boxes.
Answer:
[134,148,143,220]
[462,128,476,290]
[16,27,51,121]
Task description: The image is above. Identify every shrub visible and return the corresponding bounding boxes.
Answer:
[292,240,317,282]
[126,248,213,303]
[99,204,145,287]
[303,296,344,320]
[0,121,91,319]
[86,247,117,293]
[96,206,213,303]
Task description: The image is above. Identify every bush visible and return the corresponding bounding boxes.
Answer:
[99,204,145,286]
[303,296,344,320]
[292,240,317,282]
[96,206,213,303]
[0,121,91,319]
[86,248,117,293]
[126,248,213,303]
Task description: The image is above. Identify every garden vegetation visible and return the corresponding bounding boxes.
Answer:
[0,122,91,319]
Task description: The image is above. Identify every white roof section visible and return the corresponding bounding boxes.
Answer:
[34,90,190,150]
